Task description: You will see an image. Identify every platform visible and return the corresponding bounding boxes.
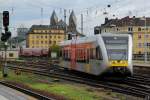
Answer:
[0,84,37,100]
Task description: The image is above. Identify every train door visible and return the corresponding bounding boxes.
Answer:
[89,46,103,74]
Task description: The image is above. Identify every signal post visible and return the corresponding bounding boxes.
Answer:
[1,11,11,77]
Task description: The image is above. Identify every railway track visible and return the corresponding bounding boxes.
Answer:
[0,81,54,100]
[133,65,150,75]
[5,63,150,99]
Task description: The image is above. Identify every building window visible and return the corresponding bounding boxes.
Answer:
[138,51,141,55]
[41,36,43,38]
[9,53,14,57]
[54,36,56,38]
[117,28,119,31]
[128,27,133,31]
[32,40,34,44]
[145,34,149,38]
[147,43,150,47]
[45,36,47,38]
[49,36,52,38]
[36,41,39,44]
[54,41,56,44]
[36,36,39,38]
[138,34,141,39]
[58,36,61,39]
[45,41,47,44]
[41,41,43,44]
[138,43,142,48]
[138,27,141,31]
[32,36,34,39]
[49,41,51,44]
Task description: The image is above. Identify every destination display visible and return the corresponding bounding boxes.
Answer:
[103,37,128,44]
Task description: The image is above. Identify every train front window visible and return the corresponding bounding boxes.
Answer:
[103,36,128,60]
[107,50,127,60]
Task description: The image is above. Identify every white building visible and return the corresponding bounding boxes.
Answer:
[0,50,19,60]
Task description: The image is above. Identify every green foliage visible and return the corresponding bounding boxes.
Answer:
[50,45,61,53]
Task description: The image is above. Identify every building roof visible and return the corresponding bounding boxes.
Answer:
[27,24,67,34]
[101,16,150,27]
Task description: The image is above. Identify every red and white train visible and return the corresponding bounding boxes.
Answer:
[59,33,133,76]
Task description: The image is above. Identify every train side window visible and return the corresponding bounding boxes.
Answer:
[68,50,71,60]
[63,50,66,59]
[96,46,103,60]
[90,48,94,59]
[63,49,70,61]
[76,48,88,63]
[66,50,68,60]
[90,47,102,60]
[90,48,96,59]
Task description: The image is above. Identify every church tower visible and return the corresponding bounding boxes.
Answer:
[50,10,58,26]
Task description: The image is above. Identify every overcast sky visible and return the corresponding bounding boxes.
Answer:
[0,0,150,36]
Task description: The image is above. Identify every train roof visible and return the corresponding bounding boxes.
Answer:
[59,35,98,46]
[59,33,131,46]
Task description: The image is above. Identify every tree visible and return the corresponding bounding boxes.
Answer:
[50,45,60,52]
[50,45,61,57]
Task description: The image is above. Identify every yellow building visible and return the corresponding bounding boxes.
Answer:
[94,16,150,58]
[27,25,66,48]
[27,10,84,49]
[27,10,68,49]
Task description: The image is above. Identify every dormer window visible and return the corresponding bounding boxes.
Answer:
[128,27,133,31]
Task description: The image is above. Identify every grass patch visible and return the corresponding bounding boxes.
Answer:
[0,68,139,100]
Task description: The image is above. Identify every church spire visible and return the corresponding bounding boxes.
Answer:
[50,10,58,26]
[68,10,77,32]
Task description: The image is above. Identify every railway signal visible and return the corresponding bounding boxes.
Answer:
[1,11,11,42]
[3,11,9,27]
[1,11,11,77]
